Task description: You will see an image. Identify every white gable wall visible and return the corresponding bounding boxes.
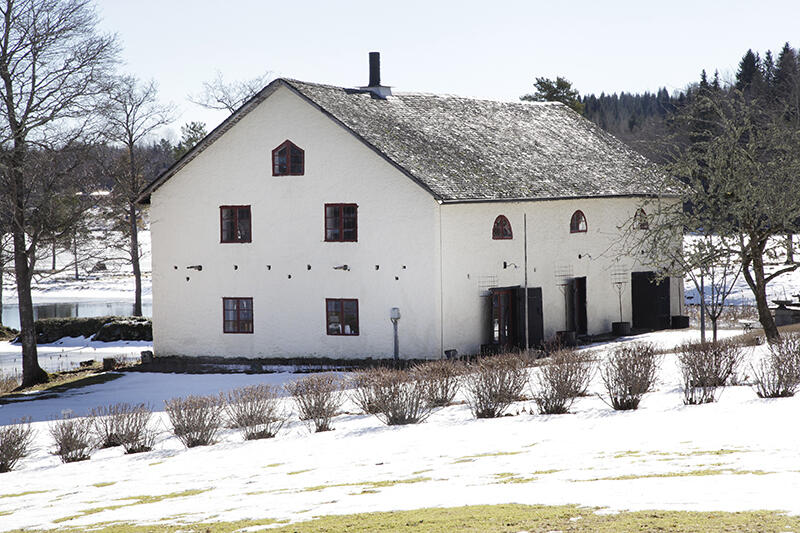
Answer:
[439,198,684,355]
[150,85,442,359]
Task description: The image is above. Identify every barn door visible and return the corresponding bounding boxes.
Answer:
[490,289,516,348]
[631,272,671,330]
[572,277,587,335]
[516,287,544,348]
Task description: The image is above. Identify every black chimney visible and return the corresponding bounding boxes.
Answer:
[368,52,381,87]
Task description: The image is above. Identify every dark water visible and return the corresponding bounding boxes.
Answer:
[1,301,153,331]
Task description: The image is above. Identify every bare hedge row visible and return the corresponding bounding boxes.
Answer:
[3,333,799,474]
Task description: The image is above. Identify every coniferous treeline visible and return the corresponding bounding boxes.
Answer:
[580,42,800,156]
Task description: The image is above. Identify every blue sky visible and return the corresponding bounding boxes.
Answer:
[95,0,800,140]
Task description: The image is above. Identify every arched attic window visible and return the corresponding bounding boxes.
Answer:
[634,208,649,230]
[570,210,587,233]
[272,140,304,176]
[492,215,513,240]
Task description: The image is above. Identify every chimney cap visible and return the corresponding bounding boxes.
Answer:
[359,51,391,99]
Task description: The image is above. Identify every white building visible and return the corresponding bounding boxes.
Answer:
[138,55,683,361]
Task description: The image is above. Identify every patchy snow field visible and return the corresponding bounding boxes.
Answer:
[0,337,152,376]
[1,329,799,531]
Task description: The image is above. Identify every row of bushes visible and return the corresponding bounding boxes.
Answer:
[3,335,799,472]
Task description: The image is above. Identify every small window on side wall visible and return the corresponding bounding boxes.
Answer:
[326,298,359,336]
[325,204,357,242]
[635,208,649,230]
[272,140,304,176]
[220,206,251,243]
[223,297,253,333]
[492,215,513,240]
[570,210,587,233]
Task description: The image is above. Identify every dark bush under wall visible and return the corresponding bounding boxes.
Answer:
[27,316,152,344]
[0,325,18,341]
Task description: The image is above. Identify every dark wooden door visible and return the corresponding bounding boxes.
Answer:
[573,277,587,335]
[516,286,544,348]
[491,289,515,347]
[631,272,671,330]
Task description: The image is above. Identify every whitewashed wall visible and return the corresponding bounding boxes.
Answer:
[439,198,684,355]
[150,85,442,359]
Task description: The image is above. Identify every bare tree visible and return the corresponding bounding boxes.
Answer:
[0,0,119,386]
[633,91,800,342]
[100,76,174,316]
[189,71,273,114]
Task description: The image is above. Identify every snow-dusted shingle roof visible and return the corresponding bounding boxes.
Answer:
[286,80,666,201]
[138,78,670,203]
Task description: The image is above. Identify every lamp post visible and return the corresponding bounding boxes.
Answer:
[390,307,401,360]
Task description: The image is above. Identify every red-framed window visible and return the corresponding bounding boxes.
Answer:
[272,140,304,176]
[492,215,513,240]
[325,204,358,242]
[223,297,253,334]
[570,210,588,233]
[634,208,649,230]
[326,298,359,336]
[220,205,252,243]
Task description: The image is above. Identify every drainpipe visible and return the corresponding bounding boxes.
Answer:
[524,213,529,352]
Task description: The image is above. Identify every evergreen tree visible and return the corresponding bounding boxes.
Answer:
[520,76,584,114]
[735,49,760,93]
[173,122,208,159]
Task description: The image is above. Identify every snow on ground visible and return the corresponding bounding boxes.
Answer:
[2,329,800,531]
[0,337,152,376]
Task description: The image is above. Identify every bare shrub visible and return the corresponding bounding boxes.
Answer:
[752,334,800,398]
[532,350,595,415]
[50,414,95,463]
[165,394,224,448]
[600,342,660,410]
[414,359,464,407]
[225,384,286,440]
[349,370,381,415]
[359,368,435,426]
[678,340,744,405]
[286,374,343,432]
[464,354,527,419]
[1,373,19,394]
[0,418,35,472]
[91,403,155,453]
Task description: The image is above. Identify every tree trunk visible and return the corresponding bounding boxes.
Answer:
[787,234,794,265]
[11,160,47,386]
[0,239,4,327]
[128,201,142,317]
[742,246,780,342]
[73,230,79,280]
[51,240,56,271]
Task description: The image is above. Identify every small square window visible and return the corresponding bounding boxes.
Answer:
[326,298,359,336]
[220,206,251,243]
[325,204,358,242]
[223,297,253,333]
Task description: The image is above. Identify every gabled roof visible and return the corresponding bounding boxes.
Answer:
[138,78,672,204]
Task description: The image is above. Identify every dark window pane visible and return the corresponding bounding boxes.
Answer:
[290,146,303,173]
[237,208,251,241]
[343,205,356,217]
[221,219,234,241]
[274,147,287,174]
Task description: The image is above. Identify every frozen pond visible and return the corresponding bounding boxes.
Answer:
[1,300,152,331]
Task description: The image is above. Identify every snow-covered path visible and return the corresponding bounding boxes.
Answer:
[1,330,799,531]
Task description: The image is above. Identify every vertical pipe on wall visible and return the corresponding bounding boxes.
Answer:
[524,213,529,352]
